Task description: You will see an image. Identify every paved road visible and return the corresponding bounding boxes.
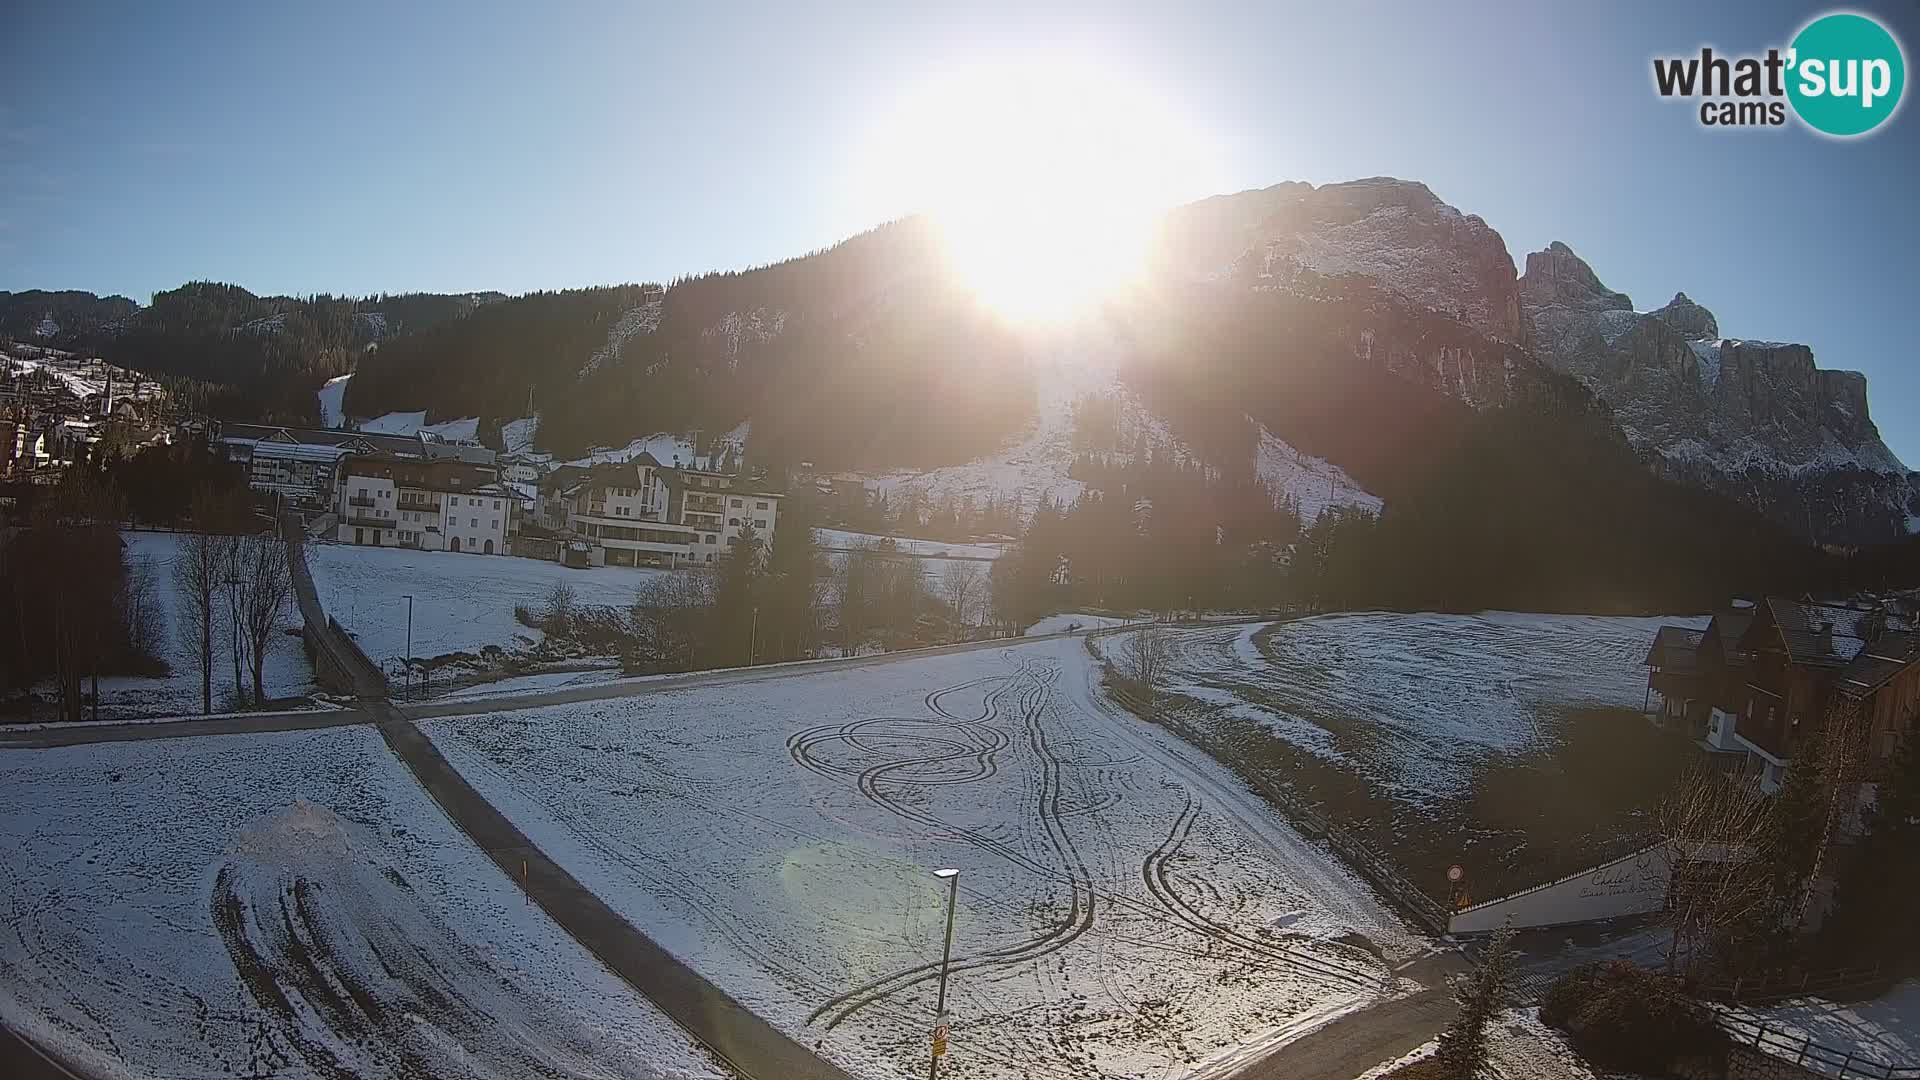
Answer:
[406,617,1261,721]
[405,629,1093,719]
[1227,953,1468,1080]
[0,707,373,749]
[0,1024,87,1079]
[371,701,853,1080]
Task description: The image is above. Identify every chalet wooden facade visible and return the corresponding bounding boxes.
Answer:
[1732,598,1917,792]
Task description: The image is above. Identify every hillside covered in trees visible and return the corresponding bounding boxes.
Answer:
[342,220,1038,468]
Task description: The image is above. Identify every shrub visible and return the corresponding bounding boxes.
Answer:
[1540,961,1722,1075]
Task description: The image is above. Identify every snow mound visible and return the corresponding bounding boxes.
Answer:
[227,798,353,868]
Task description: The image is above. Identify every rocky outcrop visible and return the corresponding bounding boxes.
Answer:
[1159,178,1525,342]
[1518,242,1914,543]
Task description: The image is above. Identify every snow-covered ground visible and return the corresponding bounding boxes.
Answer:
[1102,613,1706,804]
[500,414,540,454]
[1723,981,1920,1076]
[566,432,698,469]
[70,532,316,719]
[815,528,1010,560]
[0,726,725,1079]
[436,664,627,701]
[357,411,481,442]
[316,372,352,428]
[1026,613,1140,636]
[306,545,666,668]
[423,637,1416,1080]
[865,340,1117,517]
[1253,422,1382,524]
[1352,1008,1601,1080]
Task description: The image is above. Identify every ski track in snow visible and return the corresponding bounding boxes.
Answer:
[0,727,725,1080]
[423,637,1415,1080]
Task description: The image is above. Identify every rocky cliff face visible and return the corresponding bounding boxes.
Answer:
[1157,180,1914,544]
[1518,242,1914,543]
[1160,177,1525,342]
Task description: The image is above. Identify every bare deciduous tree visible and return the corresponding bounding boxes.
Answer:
[119,552,163,669]
[176,487,234,715]
[1120,625,1172,712]
[940,561,986,635]
[1657,766,1778,975]
[543,578,580,631]
[234,533,293,706]
[629,570,714,671]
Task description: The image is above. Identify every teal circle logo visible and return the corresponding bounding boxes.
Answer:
[1787,13,1906,136]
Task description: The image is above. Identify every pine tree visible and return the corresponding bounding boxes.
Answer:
[1434,927,1514,1079]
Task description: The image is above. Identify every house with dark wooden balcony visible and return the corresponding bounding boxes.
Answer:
[1695,605,1757,753]
[1644,625,1706,725]
[1735,598,1915,793]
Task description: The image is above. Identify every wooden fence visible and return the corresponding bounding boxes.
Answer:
[1717,1013,1918,1079]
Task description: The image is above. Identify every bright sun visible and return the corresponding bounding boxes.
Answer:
[862,60,1215,324]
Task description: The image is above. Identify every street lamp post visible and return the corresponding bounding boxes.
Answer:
[929,868,960,1080]
[749,604,759,666]
[401,594,413,692]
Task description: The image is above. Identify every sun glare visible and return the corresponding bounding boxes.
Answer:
[863,60,1215,324]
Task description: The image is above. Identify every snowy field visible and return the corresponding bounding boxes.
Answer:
[1095,613,1708,898]
[58,532,316,720]
[307,541,668,668]
[423,637,1416,1080]
[1104,613,1707,804]
[0,726,724,1079]
[307,545,667,668]
[1724,982,1920,1077]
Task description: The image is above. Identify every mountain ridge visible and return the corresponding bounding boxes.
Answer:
[5,177,1912,545]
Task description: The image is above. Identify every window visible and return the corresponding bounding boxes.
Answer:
[730,498,743,508]
[470,518,479,528]
[490,520,498,531]
[756,500,769,510]
[492,499,501,510]
[705,553,714,562]
[729,517,740,526]
[704,534,716,544]
[755,518,768,529]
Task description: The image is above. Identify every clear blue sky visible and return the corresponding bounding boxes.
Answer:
[4,1,1917,463]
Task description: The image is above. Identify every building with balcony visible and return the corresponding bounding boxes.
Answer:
[333,454,514,555]
[1732,597,1917,793]
[216,423,497,508]
[537,454,783,568]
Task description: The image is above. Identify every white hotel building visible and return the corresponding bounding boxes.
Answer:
[539,453,782,567]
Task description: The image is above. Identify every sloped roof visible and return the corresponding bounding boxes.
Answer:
[1645,626,1705,670]
[1707,609,1755,652]
[1836,630,1920,698]
[1762,597,1915,667]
